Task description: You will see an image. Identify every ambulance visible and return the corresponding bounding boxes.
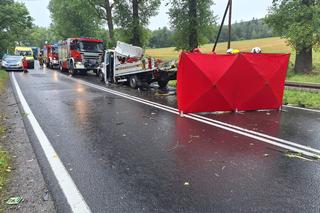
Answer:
[14,47,34,69]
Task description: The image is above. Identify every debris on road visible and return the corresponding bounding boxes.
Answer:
[21,112,29,118]
[43,191,49,201]
[167,141,180,152]
[285,152,317,161]
[184,182,190,186]
[142,115,156,121]
[6,196,24,205]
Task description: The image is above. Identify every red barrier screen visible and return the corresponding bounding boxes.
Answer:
[177,52,290,113]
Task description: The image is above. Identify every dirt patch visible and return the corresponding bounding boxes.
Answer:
[0,76,56,212]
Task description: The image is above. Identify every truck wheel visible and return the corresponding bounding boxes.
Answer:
[129,75,140,89]
[59,63,64,72]
[69,63,76,76]
[98,70,104,82]
[158,80,169,89]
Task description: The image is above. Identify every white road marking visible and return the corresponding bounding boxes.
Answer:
[11,73,91,213]
[284,105,320,113]
[189,113,320,155]
[62,74,320,158]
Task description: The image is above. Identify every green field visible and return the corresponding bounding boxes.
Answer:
[146,37,291,60]
[146,37,320,81]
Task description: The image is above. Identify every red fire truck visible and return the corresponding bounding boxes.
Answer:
[43,44,59,69]
[58,38,104,75]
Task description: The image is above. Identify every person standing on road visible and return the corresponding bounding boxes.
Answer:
[23,57,28,73]
[38,51,44,69]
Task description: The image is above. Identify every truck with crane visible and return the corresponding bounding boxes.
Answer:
[97,41,176,89]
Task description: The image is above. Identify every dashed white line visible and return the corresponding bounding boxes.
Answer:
[11,72,91,213]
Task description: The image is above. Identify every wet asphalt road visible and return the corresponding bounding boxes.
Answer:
[11,65,320,213]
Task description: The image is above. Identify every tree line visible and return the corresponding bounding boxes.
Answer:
[148,18,275,48]
[1,0,320,73]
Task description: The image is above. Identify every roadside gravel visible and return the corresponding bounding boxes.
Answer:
[0,77,56,212]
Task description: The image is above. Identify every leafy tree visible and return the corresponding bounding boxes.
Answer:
[113,0,161,47]
[48,0,102,39]
[21,26,61,48]
[266,0,320,73]
[148,27,175,48]
[0,0,33,53]
[204,18,276,44]
[169,0,215,50]
[87,0,116,47]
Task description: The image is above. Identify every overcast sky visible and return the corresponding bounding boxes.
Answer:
[19,0,273,30]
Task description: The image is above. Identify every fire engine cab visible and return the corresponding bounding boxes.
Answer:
[58,38,104,75]
[43,44,59,69]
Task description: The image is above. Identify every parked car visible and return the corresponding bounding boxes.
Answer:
[1,55,24,71]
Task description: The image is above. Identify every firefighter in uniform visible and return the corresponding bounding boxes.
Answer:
[38,51,44,68]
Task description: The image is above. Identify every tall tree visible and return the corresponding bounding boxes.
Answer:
[169,0,215,50]
[22,26,60,48]
[113,0,161,47]
[0,0,33,53]
[48,0,102,38]
[148,27,175,48]
[266,0,320,73]
[88,0,115,46]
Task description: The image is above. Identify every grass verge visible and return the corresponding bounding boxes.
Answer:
[0,70,10,199]
[0,70,9,90]
[0,145,10,191]
[286,71,320,84]
[283,90,320,109]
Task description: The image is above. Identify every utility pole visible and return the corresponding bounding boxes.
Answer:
[228,0,232,49]
[212,0,232,52]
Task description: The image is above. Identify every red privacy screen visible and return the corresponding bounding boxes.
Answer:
[177,52,290,113]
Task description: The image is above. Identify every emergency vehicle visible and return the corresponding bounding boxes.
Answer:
[58,38,104,75]
[98,41,176,89]
[43,44,59,69]
[14,47,34,69]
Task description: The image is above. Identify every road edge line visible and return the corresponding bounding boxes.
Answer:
[284,105,320,113]
[11,72,91,213]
